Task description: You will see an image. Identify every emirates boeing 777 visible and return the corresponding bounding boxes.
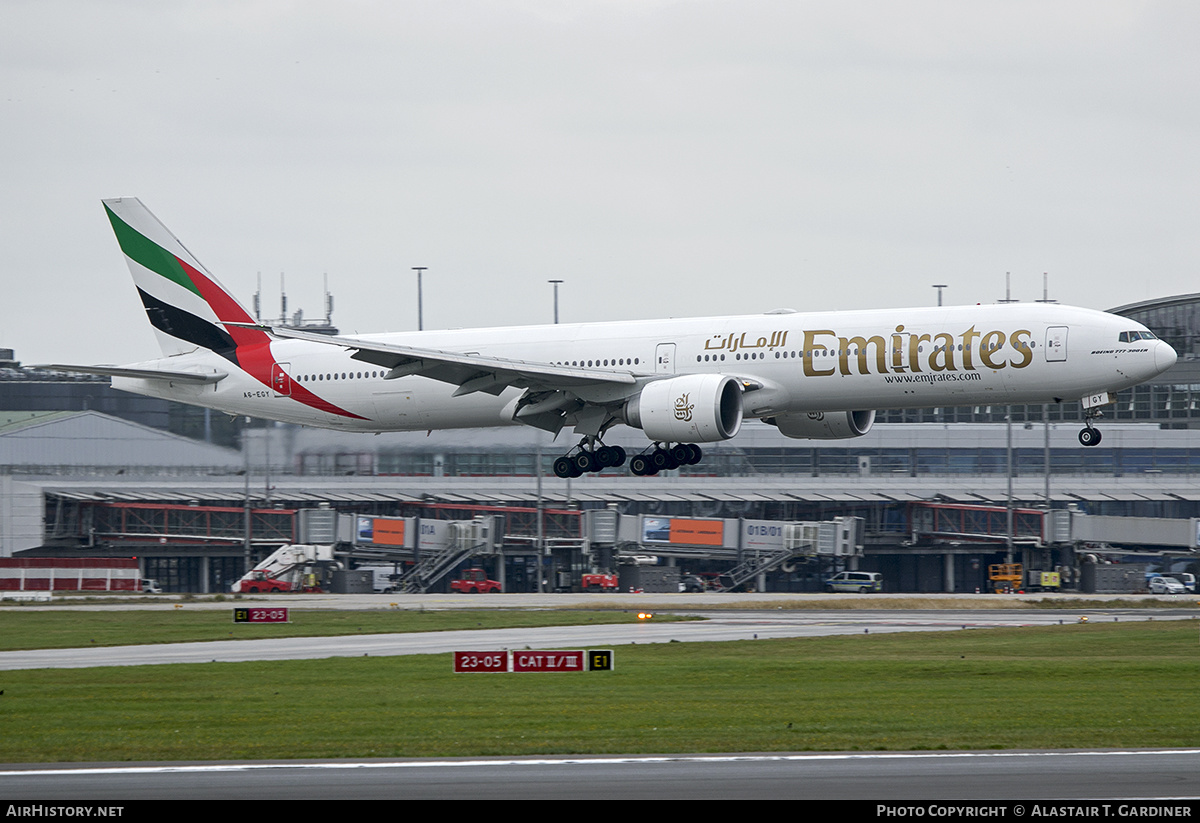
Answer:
[45,198,1177,477]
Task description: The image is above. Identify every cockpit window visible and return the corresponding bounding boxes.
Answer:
[1119,330,1158,343]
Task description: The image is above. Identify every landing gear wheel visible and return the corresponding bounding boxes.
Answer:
[1079,406,1104,448]
[629,455,656,476]
[553,456,581,478]
[651,447,679,471]
[574,450,597,473]
[594,446,614,468]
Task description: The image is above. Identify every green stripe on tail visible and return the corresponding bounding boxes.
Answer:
[103,204,202,297]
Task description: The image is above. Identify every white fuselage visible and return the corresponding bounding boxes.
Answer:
[111,302,1175,436]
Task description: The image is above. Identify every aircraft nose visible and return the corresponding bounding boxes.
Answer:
[1155,340,1178,374]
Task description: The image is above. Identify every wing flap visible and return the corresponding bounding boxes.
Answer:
[239,324,638,393]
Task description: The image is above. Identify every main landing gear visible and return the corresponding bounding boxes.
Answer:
[552,439,627,478]
[550,439,705,477]
[628,443,703,477]
[1078,408,1103,447]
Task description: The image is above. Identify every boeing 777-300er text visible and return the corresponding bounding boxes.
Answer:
[45,198,1178,477]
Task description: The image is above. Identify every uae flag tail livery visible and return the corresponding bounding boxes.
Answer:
[104,199,268,365]
[94,198,365,422]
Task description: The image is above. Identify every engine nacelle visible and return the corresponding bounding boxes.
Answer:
[766,410,875,440]
[625,374,743,442]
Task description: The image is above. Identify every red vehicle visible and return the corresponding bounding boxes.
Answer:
[232,570,323,594]
[230,545,332,594]
[582,573,619,592]
[233,570,295,594]
[451,568,502,594]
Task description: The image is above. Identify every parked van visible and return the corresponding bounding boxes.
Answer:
[824,571,883,593]
[1165,572,1196,593]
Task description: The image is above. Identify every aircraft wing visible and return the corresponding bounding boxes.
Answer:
[241,325,639,396]
[35,364,227,384]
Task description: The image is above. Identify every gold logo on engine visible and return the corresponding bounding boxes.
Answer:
[674,393,694,421]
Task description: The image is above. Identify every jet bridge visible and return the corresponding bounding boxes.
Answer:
[909,502,1200,553]
[909,503,1050,547]
[338,513,504,593]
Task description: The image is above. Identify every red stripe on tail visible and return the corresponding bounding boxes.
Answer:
[178,258,369,421]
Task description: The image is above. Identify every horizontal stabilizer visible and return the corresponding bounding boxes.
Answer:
[36,364,227,384]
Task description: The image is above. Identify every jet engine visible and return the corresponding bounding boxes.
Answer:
[625,374,743,442]
[766,410,875,439]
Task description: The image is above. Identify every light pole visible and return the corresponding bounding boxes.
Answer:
[548,279,563,324]
[242,417,252,575]
[1006,407,1014,565]
[413,267,428,330]
[1036,272,1054,509]
[536,437,544,594]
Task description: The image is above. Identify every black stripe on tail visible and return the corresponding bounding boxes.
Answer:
[138,287,238,363]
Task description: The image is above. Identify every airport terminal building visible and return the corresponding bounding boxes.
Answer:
[3,294,1200,594]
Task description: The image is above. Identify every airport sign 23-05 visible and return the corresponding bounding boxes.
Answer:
[233,607,290,623]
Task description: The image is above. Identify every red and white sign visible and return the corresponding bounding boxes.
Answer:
[454,650,609,673]
[512,650,585,673]
[454,651,509,673]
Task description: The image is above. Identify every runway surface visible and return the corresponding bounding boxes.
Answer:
[3,750,1198,800]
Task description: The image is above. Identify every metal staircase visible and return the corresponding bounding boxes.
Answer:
[397,516,500,594]
[399,542,480,593]
[715,546,799,592]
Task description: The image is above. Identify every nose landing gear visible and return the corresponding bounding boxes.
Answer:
[1078,408,1103,447]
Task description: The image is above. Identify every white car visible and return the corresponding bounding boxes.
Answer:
[1149,576,1186,595]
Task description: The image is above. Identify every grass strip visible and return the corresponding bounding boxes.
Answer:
[0,620,1195,762]
[0,609,682,652]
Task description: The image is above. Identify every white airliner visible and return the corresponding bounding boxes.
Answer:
[46,197,1177,477]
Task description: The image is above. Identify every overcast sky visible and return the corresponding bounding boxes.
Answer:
[3,1,1198,366]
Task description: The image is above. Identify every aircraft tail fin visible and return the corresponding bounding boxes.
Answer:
[102,197,268,360]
